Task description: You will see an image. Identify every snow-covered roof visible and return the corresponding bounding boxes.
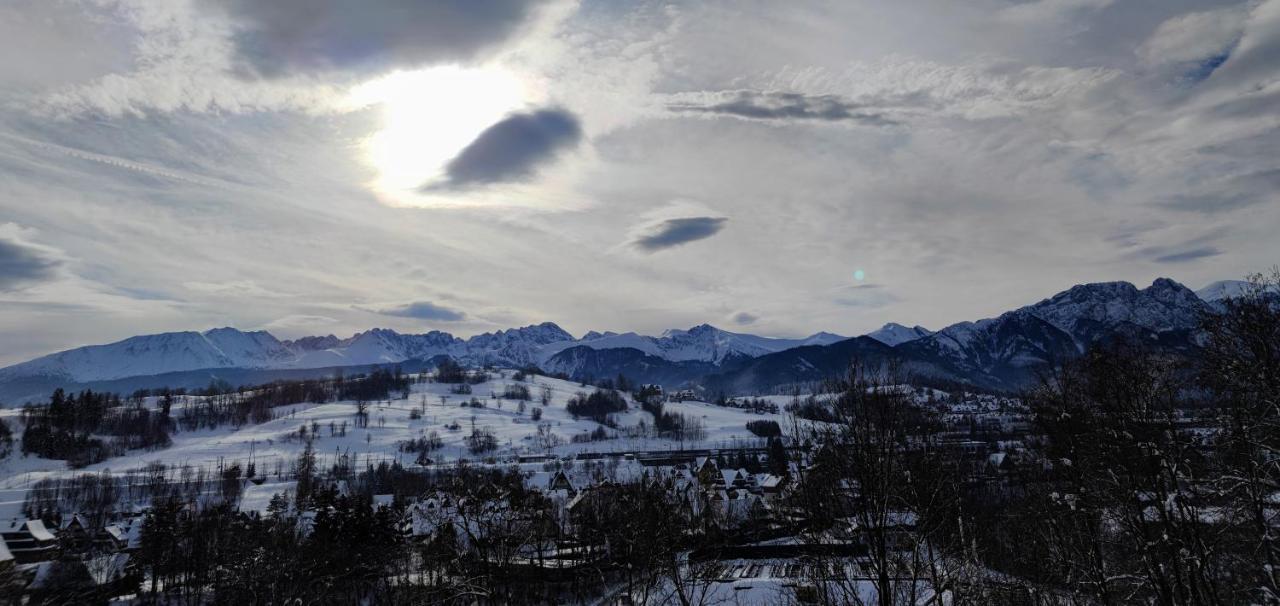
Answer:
[25,520,55,542]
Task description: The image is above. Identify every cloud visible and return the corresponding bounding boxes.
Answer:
[834,284,901,309]
[1138,5,1248,68]
[183,280,291,299]
[211,0,551,77]
[668,91,897,126]
[1153,247,1222,264]
[427,108,582,190]
[1206,0,1280,92]
[367,301,466,321]
[263,314,340,332]
[631,217,728,252]
[731,311,758,326]
[0,224,62,291]
[997,0,1113,26]
[1159,169,1280,214]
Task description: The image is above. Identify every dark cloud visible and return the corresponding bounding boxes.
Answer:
[631,217,728,252]
[211,0,548,77]
[668,91,898,126]
[0,237,60,291]
[1153,247,1222,264]
[731,312,758,326]
[428,108,582,190]
[371,301,466,321]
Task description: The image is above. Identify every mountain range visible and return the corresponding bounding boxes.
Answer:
[0,278,1251,403]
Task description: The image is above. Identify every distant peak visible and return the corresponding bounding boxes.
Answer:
[1147,277,1192,292]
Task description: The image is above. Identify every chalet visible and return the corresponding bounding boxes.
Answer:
[638,384,665,402]
[668,389,697,402]
[758,474,788,495]
[694,457,721,486]
[1,520,57,563]
[547,470,577,495]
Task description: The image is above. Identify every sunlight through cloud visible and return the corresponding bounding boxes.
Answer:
[348,66,530,201]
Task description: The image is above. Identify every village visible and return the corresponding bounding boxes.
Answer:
[0,367,1045,603]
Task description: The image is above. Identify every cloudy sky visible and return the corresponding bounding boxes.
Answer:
[0,0,1277,365]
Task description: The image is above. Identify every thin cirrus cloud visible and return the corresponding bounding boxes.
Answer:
[630,217,728,252]
[1159,169,1280,214]
[368,301,467,322]
[426,108,583,190]
[209,0,552,77]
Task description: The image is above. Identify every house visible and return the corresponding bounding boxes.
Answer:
[1,520,57,563]
[547,470,577,495]
[668,389,697,402]
[758,474,788,495]
[638,384,664,401]
[694,457,721,486]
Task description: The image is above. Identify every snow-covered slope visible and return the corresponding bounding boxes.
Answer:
[1196,280,1253,302]
[895,278,1207,387]
[1021,278,1205,345]
[864,323,933,346]
[0,329,296,383]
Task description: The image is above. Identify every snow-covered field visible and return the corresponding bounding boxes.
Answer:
[0,372,787,518]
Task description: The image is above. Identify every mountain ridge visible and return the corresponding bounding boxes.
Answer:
[0,276,1238,401]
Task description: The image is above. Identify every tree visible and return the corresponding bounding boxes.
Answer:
[791,361,934,606]
[295,439,317,505]
[767,436,788,475]
[1200,268,1280,601]
[533,423,563,454]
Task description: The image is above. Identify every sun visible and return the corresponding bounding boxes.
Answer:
[349,66,530,196]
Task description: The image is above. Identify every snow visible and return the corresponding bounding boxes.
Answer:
[1196,279,1273,302]
[0,372,788,516]
[864,323,933,346]
[0,323,845,389]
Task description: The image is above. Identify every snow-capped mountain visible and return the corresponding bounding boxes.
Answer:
[0,321,842,395]
[893,278,1208,386]
[708,277,1215,393]
[0,329,297,384]
[0,276,1229,399]
[541,324,844,364]
[1196,279,1253,302]
[864,323,933,346]
[1018,278,1206,347]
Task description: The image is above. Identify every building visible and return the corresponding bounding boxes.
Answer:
[0,520,57,563]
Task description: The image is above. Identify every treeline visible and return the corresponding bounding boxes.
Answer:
[565,389,627,423]
[638,397,707,442]
[21,389,171,467]
[785,271,1280,604]
[171,367,410,431]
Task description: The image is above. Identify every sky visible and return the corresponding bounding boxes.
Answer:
[0,0,1278,366]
